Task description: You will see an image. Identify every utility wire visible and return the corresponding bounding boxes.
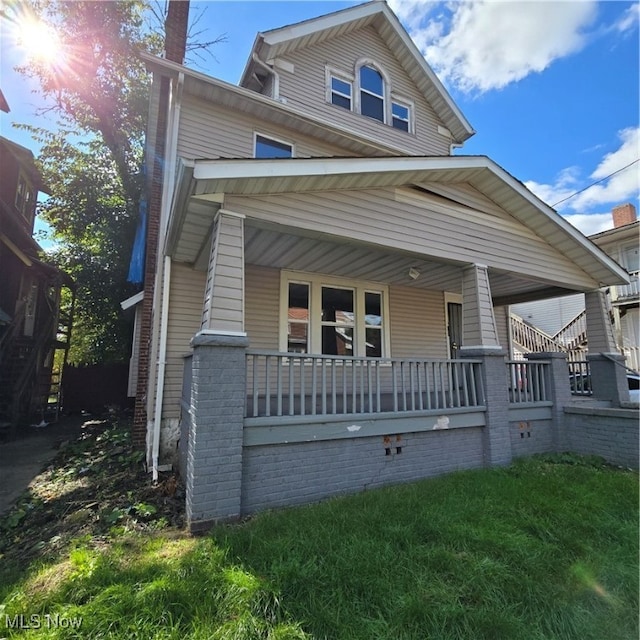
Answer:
[551,158,639,207]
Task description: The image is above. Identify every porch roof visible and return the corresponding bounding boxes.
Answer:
[166,155,629,301]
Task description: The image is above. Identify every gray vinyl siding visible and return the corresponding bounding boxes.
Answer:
[245,265,280,349]
[225,187,597,289]
[275,25,450,155]
[243,267,448,357]
[178,95,359,160]
[494,305,510,353]
[163,263,207,418]
[201,214,245,333]
[389,287,447,358]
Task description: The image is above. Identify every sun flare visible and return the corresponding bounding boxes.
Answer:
[16,18,61,63]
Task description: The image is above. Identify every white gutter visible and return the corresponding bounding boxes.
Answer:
[150,72,184,482]
[251,53,280,100]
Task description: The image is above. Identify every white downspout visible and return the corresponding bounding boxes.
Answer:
[152,255,171,482]
[151,72,184,482]
[252,53,280,100]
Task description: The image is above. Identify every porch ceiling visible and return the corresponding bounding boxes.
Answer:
[166,156,630,299]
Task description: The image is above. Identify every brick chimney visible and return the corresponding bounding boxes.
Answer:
[612,203,637,228]
[165,0,189,64]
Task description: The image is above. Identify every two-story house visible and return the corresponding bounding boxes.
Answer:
[0,135,74,433]
[132,1,631,530]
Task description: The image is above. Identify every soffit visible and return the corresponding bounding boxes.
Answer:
[167,156,629,290]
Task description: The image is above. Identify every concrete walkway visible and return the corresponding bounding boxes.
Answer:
[0,416,85,515]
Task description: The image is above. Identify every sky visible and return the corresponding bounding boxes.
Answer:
[1,0,639,237]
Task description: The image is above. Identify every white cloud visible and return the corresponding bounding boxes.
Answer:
[389,0,598,93]
[525,127,640,212]
[560,212,614,236]
[614,2,640,33]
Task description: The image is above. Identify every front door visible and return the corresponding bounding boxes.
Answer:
[447,302,462,358]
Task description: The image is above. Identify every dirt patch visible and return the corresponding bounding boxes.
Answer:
[0,419,185,571]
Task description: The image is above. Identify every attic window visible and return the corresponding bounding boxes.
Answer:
[331,76,352,110]
[254,134,293,159]
[392,100,411,132]
[359,65,384,123]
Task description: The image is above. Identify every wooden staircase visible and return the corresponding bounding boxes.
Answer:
[510,311,587,361]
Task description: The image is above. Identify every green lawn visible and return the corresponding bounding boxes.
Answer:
[1,454,637,639]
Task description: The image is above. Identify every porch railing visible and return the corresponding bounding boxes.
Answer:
[611,271,639,303]
[506,360,550,403]
[246,351,485,419]
[567,360,591,396]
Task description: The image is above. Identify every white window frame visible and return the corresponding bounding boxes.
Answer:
[253,132,294,158]
[325,66,354,111]
[356,60,389,124]
[391,94,414,134]
[279,270,391,358]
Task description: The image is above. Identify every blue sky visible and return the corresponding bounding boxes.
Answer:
[1,0,639,236]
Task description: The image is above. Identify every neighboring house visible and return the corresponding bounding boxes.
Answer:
[132,1,632,529]
[0,135,74,432]
[512,203,639,371]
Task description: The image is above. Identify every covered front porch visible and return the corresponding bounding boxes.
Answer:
[165,155,630,531]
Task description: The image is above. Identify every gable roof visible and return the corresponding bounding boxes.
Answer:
[168,154,629,292]
[144,53,426,158]
[239,1,474,144]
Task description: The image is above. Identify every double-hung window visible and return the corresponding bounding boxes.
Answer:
[330,75,352,110]
[359,65,385,123]
[391,99,411,132]
[281,272,389,358]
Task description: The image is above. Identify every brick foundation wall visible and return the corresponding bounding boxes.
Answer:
[562,406,639,469]
[509,419,554,458]
[241,427,484,515]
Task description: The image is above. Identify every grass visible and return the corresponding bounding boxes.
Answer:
[0,447,637,639]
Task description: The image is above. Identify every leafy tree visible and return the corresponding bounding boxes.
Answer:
[6,0,162,364]
[5,0,223,364]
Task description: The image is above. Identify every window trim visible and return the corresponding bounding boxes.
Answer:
[15,171,35,221]
[391,94,414,134]
[326,66,354,112]
[355,59,390,124]
[279,270,391,358]
[253,131,294,158]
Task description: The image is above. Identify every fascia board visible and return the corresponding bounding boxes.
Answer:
[192,155,485,181]
[260,1,383,46]
[189,154,630,285]
[475,160,632,286]
[165,158,195,256]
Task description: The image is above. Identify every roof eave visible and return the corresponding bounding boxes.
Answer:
[184,155,629,287]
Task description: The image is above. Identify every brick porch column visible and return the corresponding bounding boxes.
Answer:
[525,352,572,451]
[459,264,511,466]
[584,290,629,405]
[186,332,249,532]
